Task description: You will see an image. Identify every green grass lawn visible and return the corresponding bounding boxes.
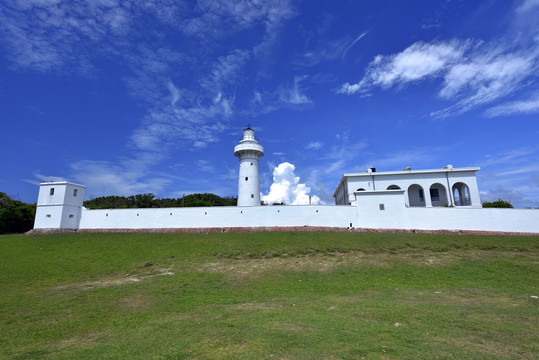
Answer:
[1,232,537,359]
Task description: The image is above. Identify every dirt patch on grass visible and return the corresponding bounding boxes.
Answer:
[118,292,153,311]
[57,332,108,349]
[396,288,526,308]
[53,264,174,292]
[272,321,312,333]
[196,251,462,279]
[197,249,538,281]
[232,301,287,311]
[442,336,529,359]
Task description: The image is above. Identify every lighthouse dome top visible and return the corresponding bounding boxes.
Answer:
[234,125,264,158]
[242,125,256,142]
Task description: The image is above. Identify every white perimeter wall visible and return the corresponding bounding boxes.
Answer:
[47,201,539,234]
[357,207,539,233]
[78,205,358,229]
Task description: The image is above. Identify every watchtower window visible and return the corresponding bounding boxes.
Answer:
[245,177,248,181]
[251,194,254,198]
[250,163,253,166]
[50,188,55,195]
[73,189,78,196]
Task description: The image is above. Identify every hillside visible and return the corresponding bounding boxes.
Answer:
[1,232,537,359]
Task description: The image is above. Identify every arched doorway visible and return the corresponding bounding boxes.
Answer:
[429,183,448,207]
[408,184,425,207]
[387,185,401,190]
[452,182,471,206]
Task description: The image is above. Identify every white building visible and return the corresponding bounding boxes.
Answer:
[34,182,86,230]
[234,126,264,206]
[31,129,539,234]
[334,165,481,208]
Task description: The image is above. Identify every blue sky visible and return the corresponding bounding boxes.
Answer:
[1,0,538,207]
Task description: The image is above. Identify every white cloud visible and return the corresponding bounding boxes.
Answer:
[339,40,467,95]
[431,47,538,119]
[196,160,214,173]
[24,173,67,185]
[477,147,537,167]
[339,3,539,119]
[279,75,312,105]
[70,158,173,197]
[516,0,539,12]
[484,93,539,117]
[0,0,132,74]
[168,81,181,106]
[181,0,295,40]
[262,162,321,205]
[341,31,369,60]
[305,141,323,150]
[480,186,524,205]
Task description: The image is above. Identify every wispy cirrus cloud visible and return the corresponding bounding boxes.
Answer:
[305,141,323,150]
[0,0,132,74]
[338,40,469,95]
[431,45,539,119]
[475,146,539,208]
[484,93,539,117]
[69,154,175,198]
[181,0,295,41]
[339,2,539,120]
[279,75,312,105]
[299,30,369,67]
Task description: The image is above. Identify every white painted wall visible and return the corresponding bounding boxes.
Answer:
[338,169,481,208]
[78,205,358,229]
[32,180,539,234]
[34,182,85,230]
[357,206,539,233]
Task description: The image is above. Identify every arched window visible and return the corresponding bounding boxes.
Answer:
[356,188,366,191]
[407,184,425,207]
[387,185,401,190]
[452,182,471,206]
[429,183,448,207]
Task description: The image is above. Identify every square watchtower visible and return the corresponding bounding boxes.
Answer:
[34,182,86,229]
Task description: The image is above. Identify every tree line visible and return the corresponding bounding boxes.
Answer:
[0,192,36,234]
[83,193,237,209]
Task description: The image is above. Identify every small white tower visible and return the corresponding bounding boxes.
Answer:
[34,181,86,229]
[234,125,264,206]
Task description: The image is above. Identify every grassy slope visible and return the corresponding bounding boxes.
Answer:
[0,232,537,359]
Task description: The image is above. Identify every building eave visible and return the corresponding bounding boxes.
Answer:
[39,181,87,189]
[342,167,480,178]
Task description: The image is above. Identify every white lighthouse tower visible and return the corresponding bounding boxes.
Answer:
[234,125,264,206]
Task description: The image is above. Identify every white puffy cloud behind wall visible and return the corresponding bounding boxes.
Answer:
[262,162,321,205]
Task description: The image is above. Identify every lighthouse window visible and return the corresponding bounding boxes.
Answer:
[251,194,254,198]
[50,188,55,195]
[250,163,253,166]
[245,177,248,181]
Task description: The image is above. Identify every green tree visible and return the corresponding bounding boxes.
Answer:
[0,192,36,234]
[482,199,514,208]
[84,193,237,209]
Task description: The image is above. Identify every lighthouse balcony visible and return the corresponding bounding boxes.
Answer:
[234,143,264,157]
